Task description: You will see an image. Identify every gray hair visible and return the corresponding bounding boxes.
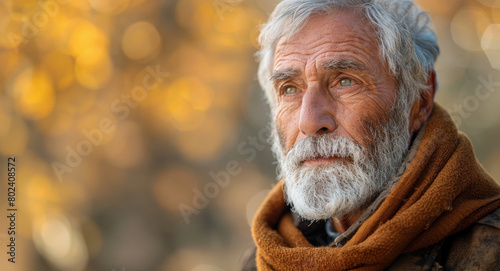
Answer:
[257,0,440,115]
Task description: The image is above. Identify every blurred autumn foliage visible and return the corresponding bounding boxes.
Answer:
[0,0,499,270]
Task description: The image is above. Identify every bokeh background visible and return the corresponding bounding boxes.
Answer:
[0,0,499,270]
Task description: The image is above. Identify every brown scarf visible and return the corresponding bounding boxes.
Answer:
[251,104,500,270]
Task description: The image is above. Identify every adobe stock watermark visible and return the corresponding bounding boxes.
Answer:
[450,73,499,128]
[51,65,169,182]
[179,124,272,224]
[8,0,69,52]
[213,0,243,20]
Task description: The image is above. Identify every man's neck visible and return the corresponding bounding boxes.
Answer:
[331,208,367,233]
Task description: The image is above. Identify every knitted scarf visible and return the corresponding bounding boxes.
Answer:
[251,105,500,270]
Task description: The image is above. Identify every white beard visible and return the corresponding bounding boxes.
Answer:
[274,108,411,221]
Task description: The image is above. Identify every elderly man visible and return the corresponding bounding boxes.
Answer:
[240,0,500,270]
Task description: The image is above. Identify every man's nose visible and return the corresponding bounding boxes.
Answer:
[298,85,337,136]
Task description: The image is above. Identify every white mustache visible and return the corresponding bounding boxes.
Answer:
[285,135,365,167]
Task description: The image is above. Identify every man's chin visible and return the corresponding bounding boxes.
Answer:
[291,204,352,222]
[286,193,360,221]
[285,181,377,222]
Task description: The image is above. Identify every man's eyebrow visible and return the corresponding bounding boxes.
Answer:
[323,59,367,71]
[270,59,365,83]
[270,68,300,83]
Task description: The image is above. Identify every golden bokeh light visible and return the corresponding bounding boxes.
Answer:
[36,106,74,136]
[451,7,492,51]
[211,57,249,84]
[159,76,214,131]
[121,21,161,60]
[88,0,130,15]
[0,52,28,79]
[481,24,500,69]
[492,7,500,24]
[415,0,461,15]
[477,0,500,7]
[25,174,63,215]
[67,0,92,12]
[0,113,12,137]
[166,43,212,80]
[0,116,28,156]
[0,4,14,49]
[172,111,237,162]
[214,6,265,48]
[5,0,38,21]
[13,68,55,120]
[75,48,113,89]
[41,50,75,90]
[129,0,150,8]
[67,19,109,58]
[32,14,73,53]
[58,84,96,113]
[203,28,247,50]
[255,0,280,13]
[175,0,216,36]
[32,212,89,271]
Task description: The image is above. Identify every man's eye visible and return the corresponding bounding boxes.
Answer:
[339,78,352,87]
[284,86,298,94]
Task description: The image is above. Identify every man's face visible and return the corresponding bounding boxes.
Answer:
[272,9,411,220]
[273,10,398,153]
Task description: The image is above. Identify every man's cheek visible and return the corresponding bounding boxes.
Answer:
[274,119,289,152]
[275,110,300,151]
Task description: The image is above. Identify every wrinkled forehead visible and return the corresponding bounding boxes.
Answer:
[272,9,382,73]
[274,8,378,51]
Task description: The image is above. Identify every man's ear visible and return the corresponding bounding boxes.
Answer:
[408,70,437,134]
